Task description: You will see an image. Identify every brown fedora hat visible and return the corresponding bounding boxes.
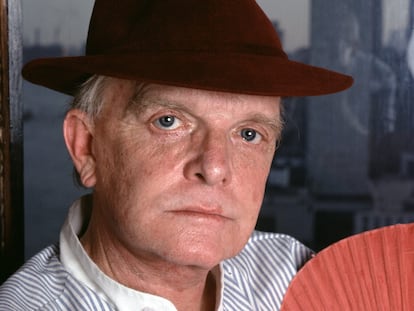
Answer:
[22,0,353,97]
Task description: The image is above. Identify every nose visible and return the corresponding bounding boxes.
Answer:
[184,131,232,186]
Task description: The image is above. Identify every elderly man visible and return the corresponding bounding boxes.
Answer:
[0,0,352,310]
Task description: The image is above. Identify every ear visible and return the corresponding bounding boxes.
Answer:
[63,110,97,188]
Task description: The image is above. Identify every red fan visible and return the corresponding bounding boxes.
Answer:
[281,223,414,310]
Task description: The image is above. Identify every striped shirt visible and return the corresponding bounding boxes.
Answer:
[0,199,312,310]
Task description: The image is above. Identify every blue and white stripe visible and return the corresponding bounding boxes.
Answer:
[0,246,115,311]
[222,231,312,310]
[0,232,312,310]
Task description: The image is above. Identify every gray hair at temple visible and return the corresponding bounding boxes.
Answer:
[70,75,109,118]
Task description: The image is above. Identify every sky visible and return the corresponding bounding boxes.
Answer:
[22,0,94,47]
[256,0,310,51]
[22,0,408,53]
[21,0,310,52]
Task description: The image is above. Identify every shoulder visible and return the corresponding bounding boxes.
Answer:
[221,231,313,309]
[244,230,313,267]
[226,230,313,273]
[0,246,113,310]
[235,231,313,270]
[0,245,67,310]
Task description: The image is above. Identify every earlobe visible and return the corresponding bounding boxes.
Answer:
[63,110,97,188]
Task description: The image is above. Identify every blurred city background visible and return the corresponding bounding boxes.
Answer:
[22,0,414,258]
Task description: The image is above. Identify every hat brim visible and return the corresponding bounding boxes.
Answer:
[22,52,353,97]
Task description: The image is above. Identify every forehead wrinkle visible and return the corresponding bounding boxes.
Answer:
[127,84,196,116]
[122,84,165,118]
[132,95,194,117]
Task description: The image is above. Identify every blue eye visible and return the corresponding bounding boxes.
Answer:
[241,128,261,143]
[154,115,181,130]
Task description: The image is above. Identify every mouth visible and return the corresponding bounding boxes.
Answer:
[169,206,230,222]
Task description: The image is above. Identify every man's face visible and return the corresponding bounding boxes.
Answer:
[87,79,282,269]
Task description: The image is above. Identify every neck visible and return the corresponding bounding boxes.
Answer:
[81,223,218,311]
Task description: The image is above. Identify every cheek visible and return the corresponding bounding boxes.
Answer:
[238,155,272,225]
[236,151,274,198]
[93,133,141,192]
[94,130,186,200]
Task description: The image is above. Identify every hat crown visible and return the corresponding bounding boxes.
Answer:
[86,0,285,57]
[22,0,353,97]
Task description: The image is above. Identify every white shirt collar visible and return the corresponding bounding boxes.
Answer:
[59,196,224,311]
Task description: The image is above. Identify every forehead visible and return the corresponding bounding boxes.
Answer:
[102,78,281,114]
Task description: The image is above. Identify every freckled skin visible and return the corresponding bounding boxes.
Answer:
[65,78,281,306]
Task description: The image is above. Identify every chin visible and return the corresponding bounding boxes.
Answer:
[168,241,236,269]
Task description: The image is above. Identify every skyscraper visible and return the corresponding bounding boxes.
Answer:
[307,0,395,196]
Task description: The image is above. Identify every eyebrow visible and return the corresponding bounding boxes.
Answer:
[128,85,284,137]
[126,84,188,115]
[129,94,191,117]
[249,113,284,139]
